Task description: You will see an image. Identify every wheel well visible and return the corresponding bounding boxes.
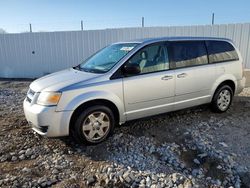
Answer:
[69,99,120,134]
[215,80,235,95]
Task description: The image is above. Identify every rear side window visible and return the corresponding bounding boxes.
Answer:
[169,41,208,68]
[206,40,239,63]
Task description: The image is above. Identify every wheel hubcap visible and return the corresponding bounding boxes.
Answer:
[217,89,231,111]
[82,111,110,141]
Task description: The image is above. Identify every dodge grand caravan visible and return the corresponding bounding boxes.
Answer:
[23,37,246,144]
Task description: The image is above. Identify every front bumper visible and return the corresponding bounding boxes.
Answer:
[23,98,72,137]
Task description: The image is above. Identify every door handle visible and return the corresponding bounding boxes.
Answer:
[161,75,173,80]
[177,73,187,78]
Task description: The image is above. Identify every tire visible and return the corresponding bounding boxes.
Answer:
[211,85,233,113]
[73,105,115,144]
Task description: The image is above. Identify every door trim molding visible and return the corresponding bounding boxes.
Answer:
[125,95,210,115]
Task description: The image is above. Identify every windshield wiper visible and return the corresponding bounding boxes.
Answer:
[82,68,106,74]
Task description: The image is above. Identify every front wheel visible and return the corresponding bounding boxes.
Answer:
[211,85,233,113]
[73,105,115,144]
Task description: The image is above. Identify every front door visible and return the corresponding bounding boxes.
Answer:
[122,42,175,120]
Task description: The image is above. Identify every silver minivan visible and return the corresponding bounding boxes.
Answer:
[23,37,246,144]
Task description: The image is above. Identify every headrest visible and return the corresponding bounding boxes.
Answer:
[140,51,148,59]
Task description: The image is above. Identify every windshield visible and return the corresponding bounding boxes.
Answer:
[79,43,138,73]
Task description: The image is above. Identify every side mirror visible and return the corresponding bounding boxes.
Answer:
[123,64,141,76]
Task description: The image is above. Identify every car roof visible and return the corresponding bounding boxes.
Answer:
[116,36,233,45]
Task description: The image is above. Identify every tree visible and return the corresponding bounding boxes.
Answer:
[0,28,7,34]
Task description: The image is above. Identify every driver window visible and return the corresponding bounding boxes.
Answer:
[127,43,169,74]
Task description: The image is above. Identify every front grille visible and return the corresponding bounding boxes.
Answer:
[29,89,35,96]
[26,97,32,103]
[26,88,36,103]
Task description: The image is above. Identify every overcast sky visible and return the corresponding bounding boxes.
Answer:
[1,0,250,33]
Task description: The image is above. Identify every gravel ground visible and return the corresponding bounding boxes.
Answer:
[0,80,250,188]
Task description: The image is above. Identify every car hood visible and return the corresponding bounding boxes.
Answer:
[30,68,101,92]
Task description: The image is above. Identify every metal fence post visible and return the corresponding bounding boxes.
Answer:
[81,20,83,30]
[29,23,32,33]
[142,17,144,27]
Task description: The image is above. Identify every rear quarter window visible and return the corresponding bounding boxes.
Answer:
[206,40,239,63]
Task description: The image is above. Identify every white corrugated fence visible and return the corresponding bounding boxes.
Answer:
[0,23,250,78]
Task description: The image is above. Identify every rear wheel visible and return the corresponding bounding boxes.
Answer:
[73,105,115,144]
[211,85,233,113]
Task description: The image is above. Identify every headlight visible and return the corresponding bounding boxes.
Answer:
[37,91,61,106]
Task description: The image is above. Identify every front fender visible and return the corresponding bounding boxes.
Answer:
[56,90,126,123]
